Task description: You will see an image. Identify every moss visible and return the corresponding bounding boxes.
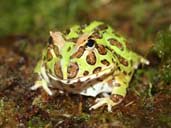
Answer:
[152,31,171,84]
[160,59,171,85]
[28,116,51,128]
[158,114,171,127]
[153,31,171,60]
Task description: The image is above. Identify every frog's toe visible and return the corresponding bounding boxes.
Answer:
[140,58,149,65]
[90,97,117,112]
[31,80,53,95]
[31,81,42,90]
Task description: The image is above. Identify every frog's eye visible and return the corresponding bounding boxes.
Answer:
[48,36,53,44]
[86,39,95,48]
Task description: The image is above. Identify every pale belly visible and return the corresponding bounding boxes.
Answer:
[80,81,112,97]
[49,72,114,97]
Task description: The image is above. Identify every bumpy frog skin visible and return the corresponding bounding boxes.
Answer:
[31,21,149,112]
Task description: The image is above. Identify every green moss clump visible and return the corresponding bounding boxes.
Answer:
[153,31,171,60]
[152,30,171,85]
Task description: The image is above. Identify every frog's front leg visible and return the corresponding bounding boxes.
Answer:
[90,73,128,112]
[31,65,53,95]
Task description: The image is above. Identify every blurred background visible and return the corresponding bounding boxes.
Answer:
[0,0,170,38]
[0,0,171,127]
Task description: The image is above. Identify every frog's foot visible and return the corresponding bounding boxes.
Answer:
[140,57,149,65]
[31,79,53,95]
[90,95,123,112]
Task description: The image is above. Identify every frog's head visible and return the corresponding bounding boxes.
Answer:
[45,21,117,84]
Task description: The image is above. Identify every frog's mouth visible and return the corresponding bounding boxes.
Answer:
[48,64,115,85]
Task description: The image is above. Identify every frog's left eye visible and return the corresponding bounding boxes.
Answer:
[86,39,95,48]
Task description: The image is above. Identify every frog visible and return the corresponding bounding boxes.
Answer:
[31,21,149,112]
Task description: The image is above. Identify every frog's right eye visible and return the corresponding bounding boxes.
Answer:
[48,36,53,44]
[86,39,95,48]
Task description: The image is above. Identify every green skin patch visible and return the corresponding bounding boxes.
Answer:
[31,21,149,112]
